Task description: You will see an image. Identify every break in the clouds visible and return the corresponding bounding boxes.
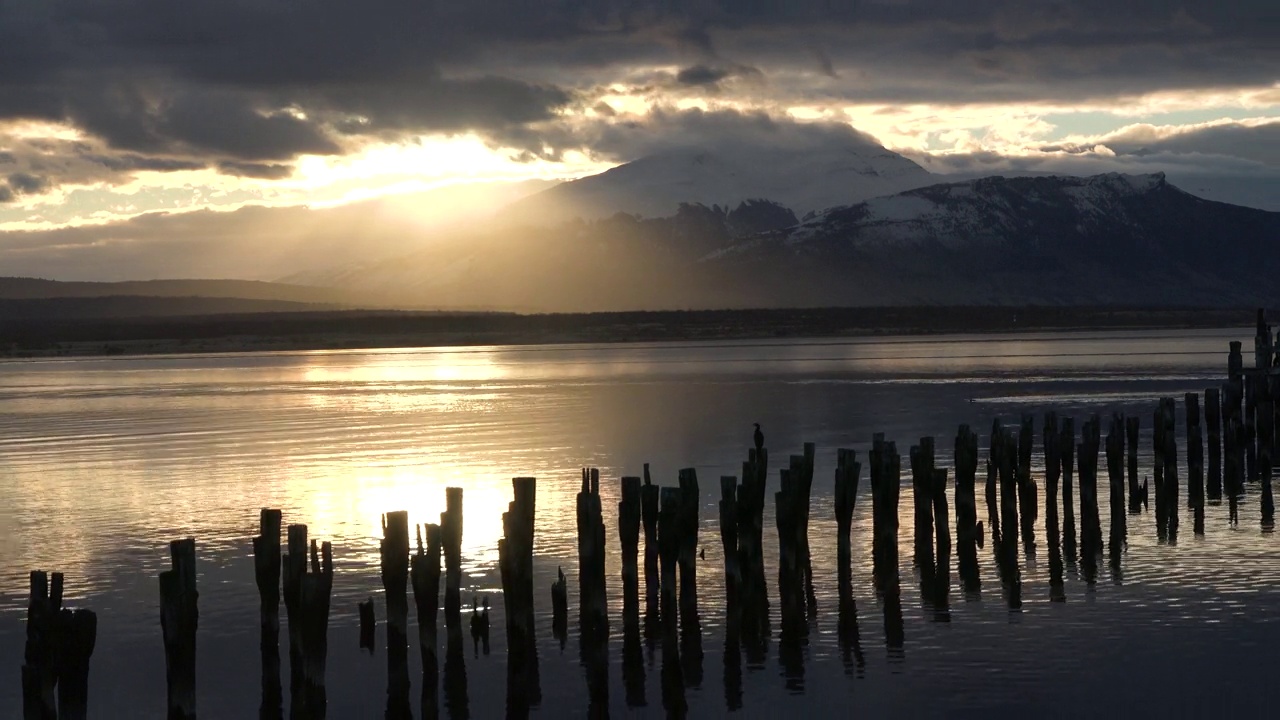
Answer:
[0,0,1276,274]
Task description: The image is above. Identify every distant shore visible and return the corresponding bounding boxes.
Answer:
[0,306,1261,360]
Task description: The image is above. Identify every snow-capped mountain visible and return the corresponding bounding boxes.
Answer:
[705,172,1280,306]
[500,138,933,224]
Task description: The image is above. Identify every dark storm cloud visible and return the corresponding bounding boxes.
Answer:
[0,137,213,199]
[1095,122,1280,167]
[676,65,733,87]
[8,173,51,195]
[1,0,1277,167]
[85,154,207,174]
[217,161,294,180]
[496,107,890,163]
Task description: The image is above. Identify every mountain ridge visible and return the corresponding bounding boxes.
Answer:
[500,138,934,225]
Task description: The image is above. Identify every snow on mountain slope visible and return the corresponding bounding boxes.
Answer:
[501,138,933,224]
[776,172,1188,251]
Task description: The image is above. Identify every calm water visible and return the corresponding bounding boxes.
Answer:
[2,328,1276,718]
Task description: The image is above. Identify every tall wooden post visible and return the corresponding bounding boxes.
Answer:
[411,524,442,720]
[955,426,981,595]
[641,465,660,625]
[160,538,198,720]
[253,509,283,720]
[1207,388,1223,501]
[1017,414,1037,556]
[381,511,412,718]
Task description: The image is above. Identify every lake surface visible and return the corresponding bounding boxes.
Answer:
[3,327,1278,718]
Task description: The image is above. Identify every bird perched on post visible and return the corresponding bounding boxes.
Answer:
[754,423,764,453]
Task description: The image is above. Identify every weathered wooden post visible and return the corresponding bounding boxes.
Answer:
[869,435,899,593]
[1226,411,1242,525]
[160,538,198,720]
[1017,414,1037,556]
[381,511,412,718]
[1258,367,1276,529]
[620,476,643,629]
[718,475,741,623]
[1126,417,1141,513]
[283,524,306,713]
[657,486,684,700]
[499,476,539,715]
[22,570,60,719]
[984,425,1000,554]
[53,606,97,720]
[835,449,862,599]
[1207,388,1223,501]
[641,465,660,627]
[284,525,334,719]
[776,465,803,636]
[738,446,769,647]
[910,438,937,595]
[1060,418,1077,564]
[22,571,99,720]
[1077,419,1100,584]
[954,426,981,595]
[359,599,375,653]
[835,445,867,672]
[996,428,1020,578]
[1044,413,1065,602]
[676,467,701,637]
[551,567,567,647]
[911,437,936,576]
[442,488,464,624]
[1260,382,1276,529]
[411,523,442,720]
[1247,374,1259,484]
[253,508,283,720]
[576,468,608,639]
[875,439,907,654]
[660,486,680,632]
[1187,393,1206,535]
[300,539,335,718]
[797,443,818,616]
[1160,398,1180,541]
[1105,414,1126,565]
[1153,403,1167,540]
[931,467,952,617]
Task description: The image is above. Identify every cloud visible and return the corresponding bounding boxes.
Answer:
[0,133,213,199]
[492,106,893,164]
[1074,120,1280,167]
[7,173,50,195]
[0,0,1276,234]
[217,161,294,180]
[2,1,1275,163]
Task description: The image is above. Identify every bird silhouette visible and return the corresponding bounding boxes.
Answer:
[753,423,764,452]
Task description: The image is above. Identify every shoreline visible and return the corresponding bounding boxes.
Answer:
[0,306,1259,360]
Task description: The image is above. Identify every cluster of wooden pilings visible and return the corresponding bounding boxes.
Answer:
[21,571,97,720]
[21,310,1280,716]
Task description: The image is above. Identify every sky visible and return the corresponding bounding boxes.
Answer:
[0,0,1277,281]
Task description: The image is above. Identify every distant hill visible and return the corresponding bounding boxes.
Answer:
[0,277,352,303]
[0,295,345,321]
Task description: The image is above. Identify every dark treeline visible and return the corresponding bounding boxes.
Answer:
[3,305,1264,356]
